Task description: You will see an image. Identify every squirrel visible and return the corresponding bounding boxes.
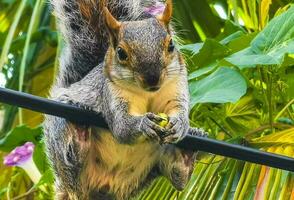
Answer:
[44,0,207,199]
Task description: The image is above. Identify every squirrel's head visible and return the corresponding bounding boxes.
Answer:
[103,0,184,92]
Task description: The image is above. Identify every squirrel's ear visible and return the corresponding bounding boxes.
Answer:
[157,0,173,26]
[103,7,121,45]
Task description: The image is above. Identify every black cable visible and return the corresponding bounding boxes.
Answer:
[0,87,108,128]
[0,87,294,172]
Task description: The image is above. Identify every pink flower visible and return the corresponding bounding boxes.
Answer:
[4,142,41,183]
[144,2,165,16]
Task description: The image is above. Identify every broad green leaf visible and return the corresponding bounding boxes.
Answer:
[194,39,231,68]
[189,67,247,106]
[182,39,230,70]
[227,32,257,53]
[216,20,246,41]
[250,128,294,148]
[0,125,42,152]
[179,43,203,55]
[224,95,261,135]
[220,31,245,45]
[173,0,222,42]
[226,48,286,69]
[33,142,50,174]
[226,6,294,68]
[188,65,216,80]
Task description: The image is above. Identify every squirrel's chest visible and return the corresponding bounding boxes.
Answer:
[84,129,160,197]
[115,78,180,115]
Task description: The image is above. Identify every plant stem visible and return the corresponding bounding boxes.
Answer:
[0,0,27,70]
[179,156,214,200]
[233,162,248,199]
[11,187,36,200]
[221,160,239,200]
[268,169,282,200]
[238,164,256,200]
[268,67,274,132]
[245,123,292,138]
[192,156,217,199]
[6,182,11,200]
[53,29,62,78]
[275,99,294,121]
[208,160,230,200]
[208,116,232,138]
[231,0,239,25]
[258,67,269,111]
[264,168,276,200]
[18,0,43,124]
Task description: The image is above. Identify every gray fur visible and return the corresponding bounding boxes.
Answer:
[45,0,207,199]
[50,0,156,87]
[44,65,206,199]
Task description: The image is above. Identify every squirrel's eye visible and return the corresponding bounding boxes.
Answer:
[117,47,128,61]
[168,40,175,53]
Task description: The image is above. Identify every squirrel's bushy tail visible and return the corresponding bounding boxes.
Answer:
[51,0,156,87]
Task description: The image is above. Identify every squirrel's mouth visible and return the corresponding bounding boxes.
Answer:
[134,76,162,92]
[145,86,161,92]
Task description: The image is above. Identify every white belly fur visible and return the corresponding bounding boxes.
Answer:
[83,128,160,198]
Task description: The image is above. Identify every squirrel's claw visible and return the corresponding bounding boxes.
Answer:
[139,113,166,142]
[188,127,208,138]
[55,92,93,112]
[146,112,165,123]
[161,116,188,144]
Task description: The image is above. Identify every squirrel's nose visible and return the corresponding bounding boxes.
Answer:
[145,74,160,87]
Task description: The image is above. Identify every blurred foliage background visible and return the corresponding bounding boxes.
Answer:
[0,0,294,199]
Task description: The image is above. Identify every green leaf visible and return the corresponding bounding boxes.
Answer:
[35,169,54,188]
[180,43,203,55]
[173,0,222,42]
[220,31,245,45]
[33,142,50,174]
[226,6,294,68]
[182,39,231,70]
[227,32,257,53]
[0,187,8,197]
[0,125,42,152]
[189,67,247,106]
[188,65,216,80]
[216,20,246,41]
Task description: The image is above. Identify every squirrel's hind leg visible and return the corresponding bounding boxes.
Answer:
[44,116,92,200]
[159,145,196,190]
[159,127,208,190]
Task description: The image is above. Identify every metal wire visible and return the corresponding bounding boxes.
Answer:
[0,87,293,172]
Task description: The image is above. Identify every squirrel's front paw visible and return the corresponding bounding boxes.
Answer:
[161,116,189,144]
[55,92,92,111]
[56,94,72,104]
[139,113,166,142]
[189,127,208,138]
